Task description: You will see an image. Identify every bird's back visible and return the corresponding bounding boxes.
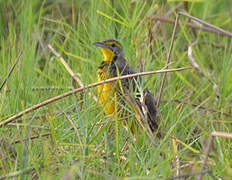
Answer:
[109,56,159,132]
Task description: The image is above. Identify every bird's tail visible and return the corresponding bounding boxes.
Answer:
[143,89,158,132]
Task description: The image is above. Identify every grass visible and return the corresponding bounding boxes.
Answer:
[0,0,232,179]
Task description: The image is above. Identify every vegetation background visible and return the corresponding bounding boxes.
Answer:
[0,0,232,179]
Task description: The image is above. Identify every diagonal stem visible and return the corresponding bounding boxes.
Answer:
[0,67,191,127]
[157,13,180,107]
[179,12,232,37]
[0,51,22,91]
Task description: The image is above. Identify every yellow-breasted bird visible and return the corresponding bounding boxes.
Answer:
[94,39,158,133]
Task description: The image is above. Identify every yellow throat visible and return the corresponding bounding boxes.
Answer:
[101,48,115,61]
[97,47,117,115]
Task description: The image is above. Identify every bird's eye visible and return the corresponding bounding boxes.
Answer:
[111,44,116,48]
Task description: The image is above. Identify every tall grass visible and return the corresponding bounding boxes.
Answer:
[0,0,232,179]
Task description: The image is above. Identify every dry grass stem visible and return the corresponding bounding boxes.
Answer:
[198,131,232,180]
[0,67,191,127]
[198,135,214,180]
[48,44,97,102]
[171,137,181,177]
[13,132,51,144]
[212,131,232,138]
[0,51,22,91]
[154,16,232,37]
[157,10,232,108]
[157,14,180,107]
[62,108,83,150]
[188,41,200,71]
[178,12,232,38]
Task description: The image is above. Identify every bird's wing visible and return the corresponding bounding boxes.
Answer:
[115,60,159,133]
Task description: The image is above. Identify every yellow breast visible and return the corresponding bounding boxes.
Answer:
[97,61,135,133]
[97,67,116,115]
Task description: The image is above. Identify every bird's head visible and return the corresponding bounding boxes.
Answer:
[94,39,123,62]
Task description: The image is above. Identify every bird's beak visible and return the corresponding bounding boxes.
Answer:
[93,41,107,48]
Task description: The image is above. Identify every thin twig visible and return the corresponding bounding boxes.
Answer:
[153,16,232,38]
[179,11,232,38]
[0,51,22,91]
[172,137,180,176]
[188,41,200,71]
[197,135,214,180]
[157,14,180,107]
[13,133,51,144]
[0,67,191,127]
[121,138,129,153]
[198,131,232,180]
[147,3,183,57]
[61,106,83,151]
[48,44,98,102]
[212,131,232,138]
[156,11,232,107]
